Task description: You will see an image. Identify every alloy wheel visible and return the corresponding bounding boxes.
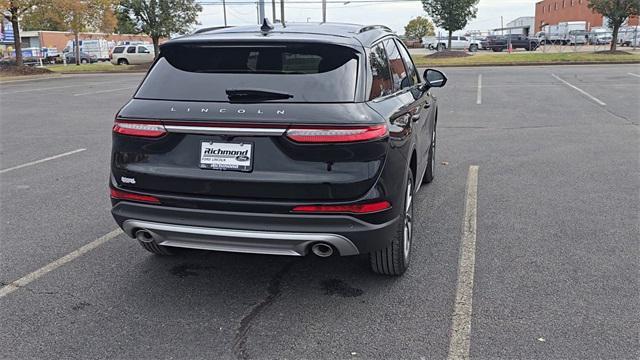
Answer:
[403,177,414,261]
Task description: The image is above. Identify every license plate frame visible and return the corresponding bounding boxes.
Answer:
[199,141,254,172]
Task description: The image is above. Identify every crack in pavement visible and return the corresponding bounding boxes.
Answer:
[232,261,296,360]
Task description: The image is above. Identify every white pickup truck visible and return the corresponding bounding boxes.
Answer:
[422,35,480,52]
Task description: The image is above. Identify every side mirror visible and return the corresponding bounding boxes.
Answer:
[422,69,448,89]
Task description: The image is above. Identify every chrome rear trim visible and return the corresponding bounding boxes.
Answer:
[164,125,286,136]
[122,220,359,256]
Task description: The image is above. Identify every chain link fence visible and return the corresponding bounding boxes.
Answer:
[538,28,639,53]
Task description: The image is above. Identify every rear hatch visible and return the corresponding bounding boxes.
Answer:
[112,40,388,202]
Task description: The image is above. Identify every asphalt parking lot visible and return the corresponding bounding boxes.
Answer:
[1,64,639,359]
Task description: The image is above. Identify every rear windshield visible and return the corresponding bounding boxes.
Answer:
[136,42,360,103]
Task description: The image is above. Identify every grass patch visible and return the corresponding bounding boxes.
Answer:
[46,62,147,73]
[413,51,640,67]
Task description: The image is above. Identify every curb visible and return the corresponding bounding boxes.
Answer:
[57,70,148,74]
[415,60,640,68]
[0,74,61,83]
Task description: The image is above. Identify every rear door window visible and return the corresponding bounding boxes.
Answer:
[127,46,136,54]
[382,39,407,92]
[368,42,392,99]
[137,46,150,54]
[112,46,124,54]
[136,42,359,103]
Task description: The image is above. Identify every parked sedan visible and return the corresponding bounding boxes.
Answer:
[64,51,97,64]
[621,34,640,47]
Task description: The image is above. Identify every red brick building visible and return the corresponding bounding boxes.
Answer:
[535,0,639,32]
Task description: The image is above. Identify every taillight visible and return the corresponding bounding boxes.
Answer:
[110,188,160,204]
[291,201,391,214]
[285,125,388,143]
[113,120,166,137]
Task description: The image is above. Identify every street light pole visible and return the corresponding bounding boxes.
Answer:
[258,0,265,24]
[280,0,285,26]
[322,0,326,23]
[222,0,227,26]
[272,0,276,21]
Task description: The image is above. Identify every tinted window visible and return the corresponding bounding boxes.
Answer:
[383,39,407,92]
[126,46,136,54]
[460,36,467,41]
[395,39,419,86]
[137,46,150,53]
[369,42,392,99]
[112,46,124,54]
[136,43,359,103]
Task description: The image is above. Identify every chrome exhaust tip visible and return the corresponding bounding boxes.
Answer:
[135,230,154,243]
[311,243,334,257]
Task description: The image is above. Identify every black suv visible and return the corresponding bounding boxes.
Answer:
[110,22,447,275]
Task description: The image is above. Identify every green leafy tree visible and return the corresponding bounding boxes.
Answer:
[21,3,66,31]
[404,16,436,41]
[1,0,45,66]
[422,0,479,49]
[114,5,139,34]
[53,0,117,65]
[120,0,202,55]
[588,0,640,51]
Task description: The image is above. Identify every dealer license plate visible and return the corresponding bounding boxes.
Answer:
[200,141,253,172]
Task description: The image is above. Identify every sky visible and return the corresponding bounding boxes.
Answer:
[196,0,537,35]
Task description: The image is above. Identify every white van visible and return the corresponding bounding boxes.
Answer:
[64,39,111,61]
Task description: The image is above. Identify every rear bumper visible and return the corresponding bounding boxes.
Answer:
[122,219,359,256]
[112,201,400,256]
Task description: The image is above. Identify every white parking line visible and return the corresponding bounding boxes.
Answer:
[447,165,479,360]
[0,148,86,174]
[476,74,482,105]
[628,73,640,78]
[73,86,134,96]
[551,74,606,106]
[0,229,123,298]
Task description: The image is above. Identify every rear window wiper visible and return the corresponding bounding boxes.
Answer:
[226,89,294,103]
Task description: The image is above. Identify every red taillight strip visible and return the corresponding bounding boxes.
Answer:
[113,120,166,138]
[291,201,391,214]
[286,125,388,143]
[110,188,160,204]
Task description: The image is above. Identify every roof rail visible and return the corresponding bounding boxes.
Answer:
[193,26,232,34]
[358,25,392,34]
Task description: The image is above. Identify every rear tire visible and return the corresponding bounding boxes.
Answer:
[138,239,174,255]
[370,170,414,276]
[422,126,436,184]
[469,44,478,52]
[117,58,129,65]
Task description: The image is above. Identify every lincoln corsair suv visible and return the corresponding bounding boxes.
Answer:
[110,21,447,275]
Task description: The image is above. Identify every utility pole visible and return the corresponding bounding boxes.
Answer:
[272,0,276,21]
[501,16,504,35]
[280,0,285,26]
[322,0,326,22]
[258,0,265,24]
[223,0,227,26]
